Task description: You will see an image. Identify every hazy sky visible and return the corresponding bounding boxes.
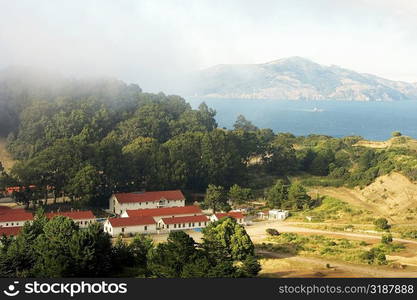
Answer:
[1,0,417,92]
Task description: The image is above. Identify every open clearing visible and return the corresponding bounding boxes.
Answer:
[258,250,417,278]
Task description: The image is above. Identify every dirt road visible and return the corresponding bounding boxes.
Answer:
[246,220,417,245]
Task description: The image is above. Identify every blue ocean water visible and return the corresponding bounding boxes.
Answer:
[187,98,417,141]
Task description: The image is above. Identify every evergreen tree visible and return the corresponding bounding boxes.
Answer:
[265,180,287,209]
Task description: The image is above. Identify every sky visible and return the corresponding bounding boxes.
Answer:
[1,0,417,92]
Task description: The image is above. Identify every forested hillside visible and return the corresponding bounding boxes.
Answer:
[1,68,416,210]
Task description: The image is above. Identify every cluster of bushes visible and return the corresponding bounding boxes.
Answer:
[374,218,391,231]
[400,231,417,240]
[261,232,405,266]
[294,134,417,188]
[360,234,404,265]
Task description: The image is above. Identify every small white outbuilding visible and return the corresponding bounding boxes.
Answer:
[268,209,289,220]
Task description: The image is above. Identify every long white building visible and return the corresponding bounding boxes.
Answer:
[158,215,210,231]
[46,210,96,228]
[104,216,157,236]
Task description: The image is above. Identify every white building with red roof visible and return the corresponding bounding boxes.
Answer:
[210,212,246,225]
[120,205,202,222]
[158,215,209,232]
[103,216,157,237]
[109,190,186,215]
[0,211,33,227]
[46,210,96,228]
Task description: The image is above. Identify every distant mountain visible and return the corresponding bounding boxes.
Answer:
[185,57,417,101]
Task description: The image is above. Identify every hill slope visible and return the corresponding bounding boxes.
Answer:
[186,57,417,101]
[311,172,417,223]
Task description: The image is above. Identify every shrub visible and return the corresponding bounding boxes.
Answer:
[392,131,402,137]
[401,231,417,240]
[360,247,387,265]
[381,234,393,244]
[266,228,280,236]
[373,218,391,231]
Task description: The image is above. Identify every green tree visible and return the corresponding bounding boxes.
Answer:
[203,184,228,213]
[358,150,375,171]
[32,216,79,277]
[228,184,252,206]
[240,255,261,277]
[265,180,287,209]
[69,222,113,276]
[374,218,390,231]
[286,183,312,210]
[129,234,154,270]
[233,115,258,132]
[66,164,100,204]
[381,234,393,244]
[148,231,197,278]
[201,130,244,187]
[264,138,297,175]
[202,217,254,261]
[309,149,335,176]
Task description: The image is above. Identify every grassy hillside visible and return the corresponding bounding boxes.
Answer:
[308,172,417,223]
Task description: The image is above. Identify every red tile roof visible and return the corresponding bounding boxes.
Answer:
[5,185,36,194]
[0,212,33,223]
[46,210,95,220]
[160,215,209,225]
[0,206,11,215]
[0,226,22,236]
[125,205,202,218]
[108,216,156,227]
[215,212,245,220]
[114,190,185,204]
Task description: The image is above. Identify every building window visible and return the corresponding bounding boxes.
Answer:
[188,223,191,227]
[174,224,176,228]
[6,223,8,226]
[144,226,147,231]
[198,222,201,226]
[183,224,185,228]
[146,202,148,205]
[122,228,125,233]
[11,223,14,226]
[167,224,169,229]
